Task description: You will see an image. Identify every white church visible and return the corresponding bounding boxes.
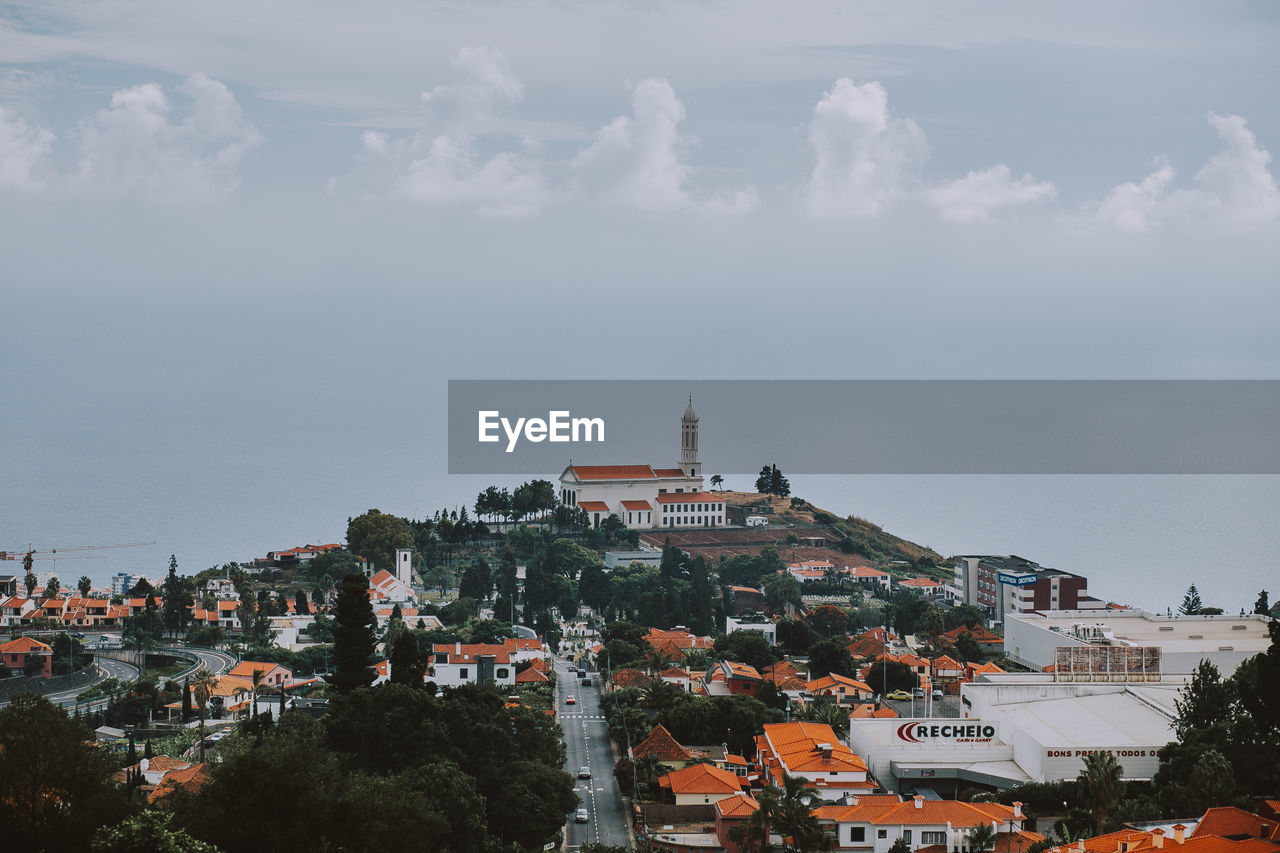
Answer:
[558,398,726,530]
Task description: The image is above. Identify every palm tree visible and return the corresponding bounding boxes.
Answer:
[710,474,724,491]
[642,677,678,710]
[635,755,664,800]
[774,773,825,853]
[1076,750,1124,836]
[967,821,997,853]
[248,666,264,719]
[190,667,218,762]
[806,698,846,730]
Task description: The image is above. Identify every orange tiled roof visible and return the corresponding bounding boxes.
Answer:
[571,465,656,480]
[850,702,898,719]
[805,673,874,695]
[870,798,1019,828]
[515,667,548,683]
[761,721,870,778]
[577,501,610,513]
[612,669,651,689]
[1193,808,1280,841]
[0,636,52,654]
[148,763,211,803]
[899,576,942,587]
[652,467,689,478]
[716,793,760,818]
[622,499,653,510]
[633,724,693,762]
[658,762,744,795]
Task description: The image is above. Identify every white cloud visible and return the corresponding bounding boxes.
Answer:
[1195,113,1280,224]
[572,78,758,214]
[74,72,262,202]
[0,104,55,190]
[923,164,1056,222]
[572,78,691,212]
[805,78,928,219]
[354,47,544,216]
[1094,159,1176,232]
[1092,113,1280,231]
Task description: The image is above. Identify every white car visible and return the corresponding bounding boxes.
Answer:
[578,766,591,779]
[575,808,589,823]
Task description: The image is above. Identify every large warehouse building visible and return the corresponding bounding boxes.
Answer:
[1003,609,1273,674]
[849,676,1182,794]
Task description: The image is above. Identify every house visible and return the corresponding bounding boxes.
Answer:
[427,639,543,687]
[369,568,416,604]
[728,586,765,615]
[897,576,944,595]
[848,627,904,660]
[611,668,652,691]
[515,665,549,684]
[819,795,1036,853]
[716,793,762,853]
[228,660,294,689]
[659,667,694,692]
[645,627,714,662]
[0,597,37,627]
[632,723,693,769]
[1041,805,1280,853]
[148,763,212,804]
[936,625,1004,656]
[849,703,897,719]
[930,655,964,687]
[702,661,763,697]
[805,673,876,706]
[849,566,892,591]
[0,636,52,677]
[725,613,778,646]
[657,762,747,805]
[755,721,876,801]
[964,660,1005,681]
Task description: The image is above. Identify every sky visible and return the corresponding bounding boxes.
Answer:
[1,2,1278,609]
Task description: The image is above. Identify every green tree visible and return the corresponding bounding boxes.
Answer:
[92,810,221,853]
[1255,590,1271,616]
[1174,659,1234,739]
[328,573,377,694]
[345,509,414,576]
[44,575,61,597]
[1076,750,1124,836]
[967,821,997,853]
[714,631,775,671]
[389,630,425,685]
[458,561,493,601]
[887,839,911,853]
[710,474,724,490]
[1180,584,1204,615]
[0,694,124,851]
[78,575,93,597]
[191,667,218,762]
[807,638,855,678]
[774,773,825,852]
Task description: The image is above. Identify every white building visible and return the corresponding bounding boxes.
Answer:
[725,613,778,646]
[850,675,1183,792]
[427,637,546,688]
[1003,609,1273,674]
[558,399,725,529]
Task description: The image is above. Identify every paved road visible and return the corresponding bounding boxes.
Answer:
[556,657,631,850]
[16,657,143,712]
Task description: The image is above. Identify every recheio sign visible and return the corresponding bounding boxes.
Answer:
[896,722,997,744]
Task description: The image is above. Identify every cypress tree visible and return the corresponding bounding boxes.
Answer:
[328,573,377,694]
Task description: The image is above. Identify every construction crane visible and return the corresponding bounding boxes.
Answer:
[0,541,156,563]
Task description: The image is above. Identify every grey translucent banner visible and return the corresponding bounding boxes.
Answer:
[447,380,1280,475]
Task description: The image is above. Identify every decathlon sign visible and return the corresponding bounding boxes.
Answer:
[896,721,997,744]
[997,572,1037,587]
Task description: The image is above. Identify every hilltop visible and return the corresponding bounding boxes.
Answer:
[639,490,947,579]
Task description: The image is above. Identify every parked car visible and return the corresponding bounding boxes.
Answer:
[580,677,591,686]
[932,688,944,700]
[575,808,589,823]
[578,766,591,779]
[886,690,913,701]
[565,695,576,705]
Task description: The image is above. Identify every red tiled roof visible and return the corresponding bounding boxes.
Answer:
[652,468,690,478]
[0,636,52,654]
[148,763,211,803]
[622,500,653,510]
[633,724,693,762]
[571,465,656,480]
[658,763,745,795]
[577,501,610,513]
[1193,807,1280,841]
[515,666,549,683]
[899,576,942,587]
[716,793,760,818]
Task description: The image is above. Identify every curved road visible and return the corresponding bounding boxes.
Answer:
[556,656,631,850]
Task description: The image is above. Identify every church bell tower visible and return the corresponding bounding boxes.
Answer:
[680,396,700,478]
